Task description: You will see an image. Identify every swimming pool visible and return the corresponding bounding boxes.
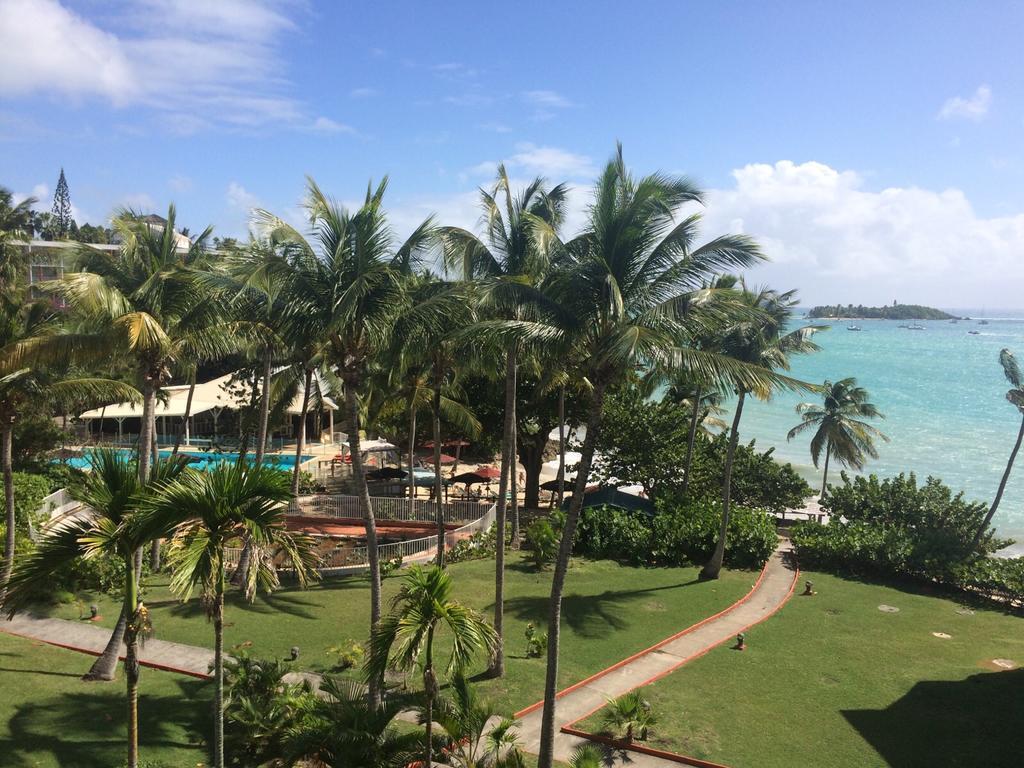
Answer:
[61,449,314,471]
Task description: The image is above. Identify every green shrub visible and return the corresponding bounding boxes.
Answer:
[447,524,498,563]
[651,496,777,570]
[524,622,547,658]
[525,515,561,569]
[575,505,651,566]
[326,640,365,671]
[379,556,403,578]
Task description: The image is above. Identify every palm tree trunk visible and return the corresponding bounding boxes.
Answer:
[701,390,746,581]
[681,384,702,499]
[820,446,831,499]
[1,425,15,605]
[488,351,516,678]
[432,375,445,567]
[536,383,607,768]
[291,369,313,496]
[510,406,519,547]
[972,413,1024,550]
[169,375,196,457]
[556,384,566,507]
[408,399,417,511]
[84,610,127,681]
[423,625,435,768]
[345,383,382,707]
[255,345,273,465]
[213,568,225,768]
[138,383,156,484]
[123,556,140,768]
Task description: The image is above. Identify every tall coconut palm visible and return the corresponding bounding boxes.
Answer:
[787,377,887,497]
[0,187,35,286]
[146,462,319,768]
[4,449,187,768]
[441,166,569,678]
[528,146,782,768]
[700,286,823,581]
[366,564,497,768]
[255,177,434,707]
[0,294,139,604]
[972,348,1024,548]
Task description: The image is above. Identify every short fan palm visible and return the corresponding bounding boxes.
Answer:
[787,376,888,497]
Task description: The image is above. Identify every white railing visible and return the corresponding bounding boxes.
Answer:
[290,494,488,525]
[35,489,86,535]
[329,501,496,569]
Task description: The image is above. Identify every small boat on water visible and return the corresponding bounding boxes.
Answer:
[907,324,926,330]
[968,330,981,335]
[979,319,989,325]
[847,325,862,331]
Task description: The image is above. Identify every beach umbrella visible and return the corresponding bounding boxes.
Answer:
[451,471,487,485]
[474,465,502,479]
[422,453,458,465]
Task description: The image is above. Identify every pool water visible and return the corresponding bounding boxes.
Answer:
[61,449,313,471]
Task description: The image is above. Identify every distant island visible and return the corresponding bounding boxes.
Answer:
[807,303,958,320]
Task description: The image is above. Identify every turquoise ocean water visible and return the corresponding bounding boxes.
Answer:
[733,310,1024,549]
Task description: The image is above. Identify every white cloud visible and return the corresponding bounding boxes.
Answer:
[226,182,260,212]
[121,192,156,211]
[938,84,991,121]
[168,174,193,193]
[700,160,1024,306]
[521,90,573,109]
[13,183,49,206]
[486,143,597,180]
[0,0,329,131]
[309,116,353,134]
[350,87,376,98]
[478,121,511,133]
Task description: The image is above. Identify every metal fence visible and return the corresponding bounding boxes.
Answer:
[290,494,489,525]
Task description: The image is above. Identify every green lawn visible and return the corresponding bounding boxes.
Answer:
[0,631,211,768]
[579,571,1024,767]
[43,553,753,713]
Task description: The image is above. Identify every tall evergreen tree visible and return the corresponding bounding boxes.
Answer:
[51,168,73,239]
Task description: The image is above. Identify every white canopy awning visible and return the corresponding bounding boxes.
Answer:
[79,371,338,420]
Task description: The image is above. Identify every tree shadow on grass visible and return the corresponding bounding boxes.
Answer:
[502,580,703,639]
[843,669,1024,767]
[162,588,324,621]
[0,676,211,768]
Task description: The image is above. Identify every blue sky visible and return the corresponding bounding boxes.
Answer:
[2,0,1024,307]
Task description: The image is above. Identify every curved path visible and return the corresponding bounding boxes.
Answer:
[2,541,798,767]
[514,540,799,766]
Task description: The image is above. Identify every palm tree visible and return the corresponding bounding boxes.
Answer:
[366,564,497,768]
[600,691,657,743]
[146,462,319,768]
[441,166,569,677]
[256,177,434,707]
[4,449,187,768]
[282,676,423,768]
[700,285,823,581]
[787,377,887,497]
[527,146,778,768]
[0,186,36,286]
[567,744,605,768]
[972,348,1024,548]
[430,673,525,768]
[1,295,139,604]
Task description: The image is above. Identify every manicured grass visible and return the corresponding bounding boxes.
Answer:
[43,553,753,713]
[578,571,1024,767]
[0,631,211,768]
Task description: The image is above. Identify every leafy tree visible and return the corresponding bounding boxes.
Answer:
[147,462,318,768]
[787,377,888,497]
[701,285,822,581]
[592,386,689,498]
[972,348,1024,548]
[4,450,188,768]
[0,186,36,286]
[366,564,497,768]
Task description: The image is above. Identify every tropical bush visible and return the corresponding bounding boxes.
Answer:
[446,524,498,563]
[10,471,50,530]
[327,640,365,672]
[524,622,547,658]
[686,433,811,514]
[573,498,776,570]
[792,472,1022,603]
[524,514,561,569]
[600,690,657,743]
[651,496,777,570]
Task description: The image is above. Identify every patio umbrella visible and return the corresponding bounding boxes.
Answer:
[451,471,487,485]
[421,453,458,465]
[473,465,502,479]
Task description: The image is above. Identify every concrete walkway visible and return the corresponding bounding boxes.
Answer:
[513,541,799,766]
